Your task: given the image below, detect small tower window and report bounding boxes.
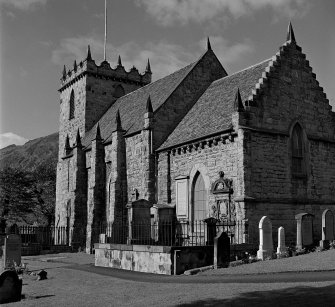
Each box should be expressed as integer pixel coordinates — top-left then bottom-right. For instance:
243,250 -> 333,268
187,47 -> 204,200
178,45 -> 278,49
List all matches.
69,89 -> 75,120
291,123 -> 304,175
114,84 -> 125,98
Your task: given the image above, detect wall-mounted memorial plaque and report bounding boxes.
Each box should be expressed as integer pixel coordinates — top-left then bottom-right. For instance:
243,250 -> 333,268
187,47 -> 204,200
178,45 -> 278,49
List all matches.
175,176 -> 189,219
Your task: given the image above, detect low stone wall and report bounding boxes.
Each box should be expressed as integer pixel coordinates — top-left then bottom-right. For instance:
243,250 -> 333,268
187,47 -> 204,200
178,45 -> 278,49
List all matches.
94,243 -> 215,275
95,244 -> 173,274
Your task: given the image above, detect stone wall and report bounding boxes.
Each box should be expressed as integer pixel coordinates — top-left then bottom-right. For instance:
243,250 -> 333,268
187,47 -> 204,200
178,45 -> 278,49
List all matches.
157,133 -> 244,220
241,41 -> 335,245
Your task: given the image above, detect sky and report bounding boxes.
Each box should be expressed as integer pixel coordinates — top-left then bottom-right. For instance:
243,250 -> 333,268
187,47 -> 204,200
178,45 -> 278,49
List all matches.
0,0 -> 334,148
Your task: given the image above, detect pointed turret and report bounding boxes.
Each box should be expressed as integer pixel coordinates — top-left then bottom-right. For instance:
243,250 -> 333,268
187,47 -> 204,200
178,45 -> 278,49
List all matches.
62,65 -> 67,79
234,88 -> 244,112
73,60 -> 77,72
117,55 -> 122,67
74,129 -> 82,148
145,59 -> 152,74
94,123 -> 102,141
286,22 -> 296,43
146,95 -> 153,113
207,37 -> 212,51
144,95 -> 154,129
115,109 -> 122,131
87,45 -> 92,61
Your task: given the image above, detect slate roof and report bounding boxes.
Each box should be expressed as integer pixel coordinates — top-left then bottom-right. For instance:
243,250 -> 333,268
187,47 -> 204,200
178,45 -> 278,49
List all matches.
82,60 -> 199,148
158,58 -> 271,150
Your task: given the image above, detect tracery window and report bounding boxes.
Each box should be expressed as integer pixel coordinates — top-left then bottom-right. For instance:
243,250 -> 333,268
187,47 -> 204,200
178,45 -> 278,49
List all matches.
192,172 -> 207,222
292,123 -> 304,175
69,89 -> 75,120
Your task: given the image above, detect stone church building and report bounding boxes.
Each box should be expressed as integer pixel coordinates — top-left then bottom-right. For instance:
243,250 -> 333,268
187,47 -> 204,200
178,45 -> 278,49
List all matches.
55,24 -> 335,252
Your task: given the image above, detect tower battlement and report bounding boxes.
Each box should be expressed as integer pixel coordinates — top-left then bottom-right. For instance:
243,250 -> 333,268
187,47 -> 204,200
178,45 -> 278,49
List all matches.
59,47 -> 152,93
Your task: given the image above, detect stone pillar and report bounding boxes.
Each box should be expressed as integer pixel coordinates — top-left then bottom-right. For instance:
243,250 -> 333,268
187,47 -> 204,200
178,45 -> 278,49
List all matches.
142,96 -> 156,204
276,226 -> 286,257
86,126 -> 106,253
257,216 -> 273,260
320,209 -> 334,249
295,213 -> 314,251
71,132 -> 87,248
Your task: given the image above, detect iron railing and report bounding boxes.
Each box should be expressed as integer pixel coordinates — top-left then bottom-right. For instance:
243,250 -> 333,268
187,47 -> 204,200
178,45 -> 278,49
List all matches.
7,219 -> 249,248
98,220 -> 247,247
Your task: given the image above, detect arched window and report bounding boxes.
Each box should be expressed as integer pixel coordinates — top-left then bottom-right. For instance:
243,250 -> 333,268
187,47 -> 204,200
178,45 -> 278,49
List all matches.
69,89 -> 75,120
114,84 -> 125,98
292,123 -> 304,175
192,172 -> 207,221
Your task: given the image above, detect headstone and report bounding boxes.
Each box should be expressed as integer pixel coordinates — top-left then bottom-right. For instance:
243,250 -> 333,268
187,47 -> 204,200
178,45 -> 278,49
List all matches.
99,234 -> 107,244
213,231 -> 230,269
257,216 -> 273,260
276,226 -> 286,257
320,209 -> 334,249
295,213 -> 314,250
3,234 -> 21,269
126,199 -> 152,244
204,217 -> 218,245
0,270 -> 22,303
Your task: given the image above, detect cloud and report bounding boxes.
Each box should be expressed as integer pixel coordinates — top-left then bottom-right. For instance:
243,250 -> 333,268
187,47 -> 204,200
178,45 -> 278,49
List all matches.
0,132 -> 28,149
0,0 -> 47,10
136,0 -> 309,26
52,36 -> 253,80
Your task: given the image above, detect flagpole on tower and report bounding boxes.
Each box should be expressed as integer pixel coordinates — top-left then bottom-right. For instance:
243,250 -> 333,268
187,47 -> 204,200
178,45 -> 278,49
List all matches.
104,0 -> 107,61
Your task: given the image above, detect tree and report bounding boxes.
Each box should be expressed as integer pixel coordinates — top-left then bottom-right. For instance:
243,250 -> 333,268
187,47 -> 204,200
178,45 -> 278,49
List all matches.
0,167 -> 38,224
0,164 -> 56,226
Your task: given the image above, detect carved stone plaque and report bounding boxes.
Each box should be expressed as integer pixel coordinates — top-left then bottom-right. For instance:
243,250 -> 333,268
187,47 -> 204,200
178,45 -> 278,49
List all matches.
175,177 -> 189,218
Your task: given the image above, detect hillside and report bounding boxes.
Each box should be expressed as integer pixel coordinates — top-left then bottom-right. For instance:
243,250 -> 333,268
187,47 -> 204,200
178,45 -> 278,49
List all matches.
0,132 -> 59,171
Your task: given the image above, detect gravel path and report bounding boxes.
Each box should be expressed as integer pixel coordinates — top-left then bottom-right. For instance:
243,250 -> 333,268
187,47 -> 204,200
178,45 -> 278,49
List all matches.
6,250 -> 334,306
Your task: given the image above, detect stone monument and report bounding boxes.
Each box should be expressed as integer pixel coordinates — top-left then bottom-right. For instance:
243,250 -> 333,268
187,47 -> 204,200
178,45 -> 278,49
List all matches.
295,213 -> 314,250
257,216 -> 273,260
276,226 -> 287,257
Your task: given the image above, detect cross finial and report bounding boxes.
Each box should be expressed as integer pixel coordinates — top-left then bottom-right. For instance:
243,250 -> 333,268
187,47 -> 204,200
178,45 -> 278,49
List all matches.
87,45 -> 92,61
207,37 -> 212,51
145,59 -> 152,74
286,22 -> 296,43
117,55 -> 122,66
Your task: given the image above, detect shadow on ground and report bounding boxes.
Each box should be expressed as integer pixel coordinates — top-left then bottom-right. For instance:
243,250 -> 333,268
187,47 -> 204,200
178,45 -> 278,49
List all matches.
177,284 -> 335,307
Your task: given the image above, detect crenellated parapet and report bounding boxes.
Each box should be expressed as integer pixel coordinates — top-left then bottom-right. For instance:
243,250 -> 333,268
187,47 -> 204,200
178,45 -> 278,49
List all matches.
59,46 -> 152,92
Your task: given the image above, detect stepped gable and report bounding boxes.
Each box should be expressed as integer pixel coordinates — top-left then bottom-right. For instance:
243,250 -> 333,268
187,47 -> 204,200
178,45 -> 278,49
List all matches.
159,58 -> 271,150
82,60 -> 198,147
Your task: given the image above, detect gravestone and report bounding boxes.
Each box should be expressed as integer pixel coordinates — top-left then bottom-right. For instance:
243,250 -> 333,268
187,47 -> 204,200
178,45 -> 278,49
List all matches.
320,209 -> 334,249
0,270 -> 22,303
276,226 -> 286,257
3,235 -> 21,269
295,213 -> 314,250
126,199 -> 152,244
99,234 -> 107,244
213,231 -> 230,269
257,216 -> 273,260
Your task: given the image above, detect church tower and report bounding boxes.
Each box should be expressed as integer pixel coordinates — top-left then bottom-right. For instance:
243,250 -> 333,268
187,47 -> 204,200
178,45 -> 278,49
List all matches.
55,45 -> 152,246
58,46 -> 152,157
